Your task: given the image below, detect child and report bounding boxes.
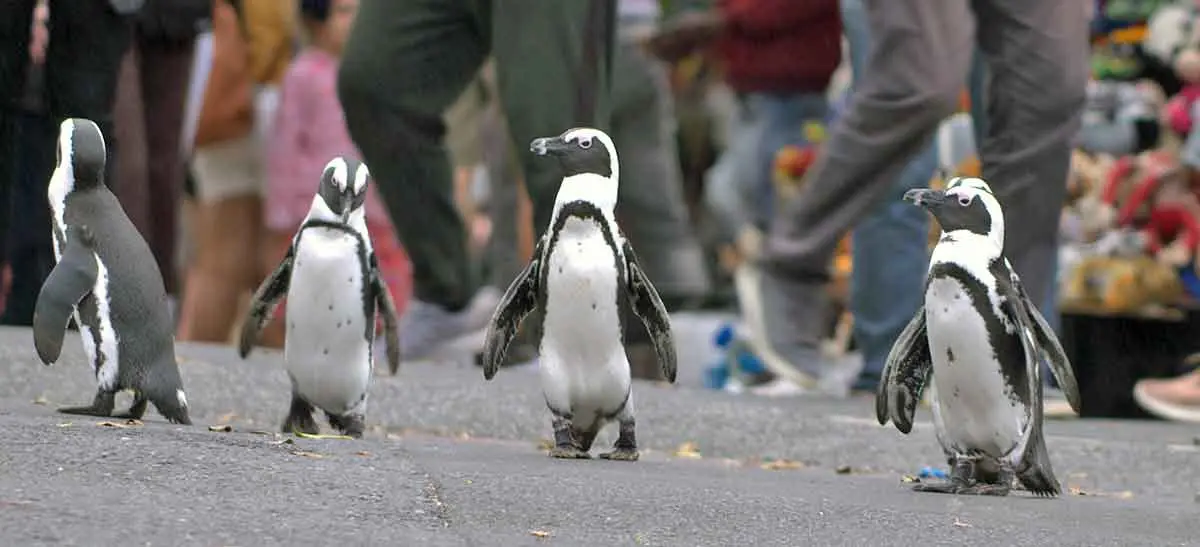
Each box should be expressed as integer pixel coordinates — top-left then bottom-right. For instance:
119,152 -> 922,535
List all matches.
260,0 -> 412,348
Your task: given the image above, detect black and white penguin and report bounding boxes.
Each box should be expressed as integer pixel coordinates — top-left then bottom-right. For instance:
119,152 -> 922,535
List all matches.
33,118 -> 191,424
877,177 -> 1082,497
237,156 -> 401,438
482,127 -> 676,461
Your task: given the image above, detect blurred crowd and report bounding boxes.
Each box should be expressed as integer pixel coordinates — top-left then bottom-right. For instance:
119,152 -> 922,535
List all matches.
4,0 -> 1200,423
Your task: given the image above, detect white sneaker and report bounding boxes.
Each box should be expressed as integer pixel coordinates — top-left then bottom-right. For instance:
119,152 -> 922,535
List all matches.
397,286 -> 501,362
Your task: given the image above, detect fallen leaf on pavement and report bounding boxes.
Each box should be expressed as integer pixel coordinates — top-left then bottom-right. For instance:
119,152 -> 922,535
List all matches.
356,451 -> 371,457
953,518 -> 971,528
530,530 -> 551,539
537,439 -> 554,451
208,425 -> 233,432
760,459 -> 804,471
56,422 -> 72,428
901,475 -> 920,483
294,451 -> 324,459
268,438 -> 295,446
32,396 -> 49,406
295,432 -> 353,440
835,465 -> 853,474
673,442 -> 701,459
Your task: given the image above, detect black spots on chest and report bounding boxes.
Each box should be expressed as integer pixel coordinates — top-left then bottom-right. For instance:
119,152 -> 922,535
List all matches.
946,347 -> 955,364
543,200 -> 623,287
295,220 -> 375,343
928,262 -> 1030,407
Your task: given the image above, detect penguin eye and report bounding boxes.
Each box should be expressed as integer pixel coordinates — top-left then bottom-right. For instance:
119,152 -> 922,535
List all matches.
958,195 -> 972,207
578,137 -> 593,149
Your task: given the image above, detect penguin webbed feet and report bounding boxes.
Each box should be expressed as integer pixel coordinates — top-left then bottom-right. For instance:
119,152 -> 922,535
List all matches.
598,418 -> 639,462
281,396 -> 320,436
912,457 -> 1013,496
57,391 -> 116,418
326,411 -> 365,439
548,415 -> 592,459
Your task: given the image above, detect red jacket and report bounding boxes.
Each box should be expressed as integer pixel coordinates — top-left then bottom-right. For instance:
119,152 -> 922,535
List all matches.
715,0 -> 842,94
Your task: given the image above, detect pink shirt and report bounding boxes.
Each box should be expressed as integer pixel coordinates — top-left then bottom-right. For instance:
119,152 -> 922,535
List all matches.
266,48 -> 391,232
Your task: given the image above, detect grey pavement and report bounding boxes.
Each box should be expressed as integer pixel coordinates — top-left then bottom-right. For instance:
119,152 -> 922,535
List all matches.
0,325 -> 1198,546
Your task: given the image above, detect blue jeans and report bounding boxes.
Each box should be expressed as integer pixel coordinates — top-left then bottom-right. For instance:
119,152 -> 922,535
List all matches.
704,92 -> 828,242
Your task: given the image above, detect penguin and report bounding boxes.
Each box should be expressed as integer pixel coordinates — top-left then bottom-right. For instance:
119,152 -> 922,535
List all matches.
481,127 -> 677,461
876,176 -> 1082,497
33,118 -> 191,424
237,156 -> 401,439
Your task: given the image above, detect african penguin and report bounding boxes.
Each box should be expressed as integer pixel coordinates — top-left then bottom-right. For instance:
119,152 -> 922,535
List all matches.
237,156 -> 401,438
33,118 -> 191,424
481,127 -> 677,461
876,177 -> 1082,497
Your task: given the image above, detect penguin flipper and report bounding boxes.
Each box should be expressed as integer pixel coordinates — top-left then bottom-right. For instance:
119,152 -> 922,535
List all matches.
369,254 -> 402,375
877,306 -> 932,434
622,241 -> 677,383
32,225 -> 99,366
483,238 -> 545,380
238,248 -> 294,359
1001,260 -> 1081,413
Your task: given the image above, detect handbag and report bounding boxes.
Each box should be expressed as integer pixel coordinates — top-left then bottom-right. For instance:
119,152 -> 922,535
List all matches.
193,0 -> 254,148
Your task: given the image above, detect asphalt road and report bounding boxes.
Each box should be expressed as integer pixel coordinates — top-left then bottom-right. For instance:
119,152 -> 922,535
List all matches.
0,326 -> 1198,546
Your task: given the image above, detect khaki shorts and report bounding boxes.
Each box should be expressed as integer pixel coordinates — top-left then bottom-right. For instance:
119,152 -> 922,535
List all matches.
191,133 -> 265,203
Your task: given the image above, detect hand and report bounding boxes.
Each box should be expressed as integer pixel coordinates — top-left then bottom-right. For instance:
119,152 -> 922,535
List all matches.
28,3 -> 48,64
642,10 -> 724,63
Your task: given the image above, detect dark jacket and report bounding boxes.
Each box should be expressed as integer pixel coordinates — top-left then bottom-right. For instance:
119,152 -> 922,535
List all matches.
716,0 -> 842,94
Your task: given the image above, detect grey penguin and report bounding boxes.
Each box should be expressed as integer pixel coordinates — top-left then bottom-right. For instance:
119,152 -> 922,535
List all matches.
237,156 -> 401,438
876,176 -> 1082,497
33,118 -> 192,424
481,127 -> 677,461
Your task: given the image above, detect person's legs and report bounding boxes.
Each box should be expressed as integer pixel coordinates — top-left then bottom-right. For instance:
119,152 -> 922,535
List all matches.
138,37 -> 194,296
490,0 -> 617,234
0,0 -> 36,270
973,0 -> 1088,322
750,0 -> 975,383
609,34 -> 710,306
841,0 -> 935,392
176,135 -> 264,343
45,0 -> 133,190
337,0 -> 495,360
0,110 -> 56,326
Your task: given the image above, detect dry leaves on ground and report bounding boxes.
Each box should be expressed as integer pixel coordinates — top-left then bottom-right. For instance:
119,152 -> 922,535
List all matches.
953,518 -> 972,528
32,395 -> 49,406
530,530 -> 551,539
208,425 -> 233,432
1068,486 -> 1133,499
673,442 -> 701,459
760,459 -> 804,471
295,432 -> 354,440
293,450 -> 324,459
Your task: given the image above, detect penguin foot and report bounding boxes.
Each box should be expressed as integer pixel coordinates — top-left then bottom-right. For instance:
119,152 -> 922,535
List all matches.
548,446 -> 592,459
112,398 -> 148,420
58,391 -> 116,417
911,481 -> 968,494
326,412 -> 365,439
955,483 -> 1011,497
598,448 -> 639,462
282,396 -> 320,435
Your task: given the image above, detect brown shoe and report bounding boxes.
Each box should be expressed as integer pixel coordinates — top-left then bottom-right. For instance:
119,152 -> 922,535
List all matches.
1133,368 -> 1200,422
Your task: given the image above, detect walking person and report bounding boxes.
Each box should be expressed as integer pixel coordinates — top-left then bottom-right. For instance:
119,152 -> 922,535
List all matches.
337,0 -> 617,361
744,0 -> 1089,380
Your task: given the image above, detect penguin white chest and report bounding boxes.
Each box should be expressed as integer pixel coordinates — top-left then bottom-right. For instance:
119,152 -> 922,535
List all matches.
284,230 -> 371,414
924,275 -> 1024,457
540,223 -> 629,427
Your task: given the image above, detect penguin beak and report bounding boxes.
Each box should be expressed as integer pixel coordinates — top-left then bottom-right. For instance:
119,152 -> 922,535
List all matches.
903,189 -> 946,210
530,136 -> 567,156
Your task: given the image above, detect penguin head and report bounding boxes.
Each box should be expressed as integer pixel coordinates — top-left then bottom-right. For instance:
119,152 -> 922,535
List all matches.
530,127 -> 618,181
53,118 -> 107,193
903,177 -> 1005,248
315,156 -> 370,224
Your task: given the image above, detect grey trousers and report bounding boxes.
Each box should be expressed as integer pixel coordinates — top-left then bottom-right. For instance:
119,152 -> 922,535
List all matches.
762,0 -> 1088,331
